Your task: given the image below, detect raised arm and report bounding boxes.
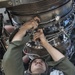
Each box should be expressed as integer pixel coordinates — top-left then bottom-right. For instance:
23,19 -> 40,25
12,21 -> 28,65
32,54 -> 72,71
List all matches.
33,29 -> 64,61
12,17 -> 40,42
2,17 -> 40,75
33,29 -> 75,75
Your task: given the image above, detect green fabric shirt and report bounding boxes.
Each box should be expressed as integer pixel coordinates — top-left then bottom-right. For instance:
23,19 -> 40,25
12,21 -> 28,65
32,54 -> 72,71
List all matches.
2,34 -> 75,75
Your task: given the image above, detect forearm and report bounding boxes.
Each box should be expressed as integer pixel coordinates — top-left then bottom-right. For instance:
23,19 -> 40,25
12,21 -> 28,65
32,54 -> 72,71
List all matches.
12,27 -> 27,42
42,40 -> 65,61
12,17 -> 39,42
33,29 -> 65,61
3,17 -> 40,75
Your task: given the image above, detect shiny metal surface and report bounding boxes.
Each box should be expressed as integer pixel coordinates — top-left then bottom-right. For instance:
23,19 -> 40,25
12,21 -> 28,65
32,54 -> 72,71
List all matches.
10,0 -> 72,25
7,0 -> 71,15
7,0 -> 72,28
7,0 -> 74,53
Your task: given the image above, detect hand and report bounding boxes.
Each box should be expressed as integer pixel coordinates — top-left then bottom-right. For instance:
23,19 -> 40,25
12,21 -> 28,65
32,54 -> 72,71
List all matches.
33,29 -> 47,45
12,17 -> 40,42
20,17 -> 40,31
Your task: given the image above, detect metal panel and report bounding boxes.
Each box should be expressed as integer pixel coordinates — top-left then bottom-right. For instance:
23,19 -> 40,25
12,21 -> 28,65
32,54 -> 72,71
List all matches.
0,0 -> 13,8
7,0 -> 71,14
7,0 -> 72,25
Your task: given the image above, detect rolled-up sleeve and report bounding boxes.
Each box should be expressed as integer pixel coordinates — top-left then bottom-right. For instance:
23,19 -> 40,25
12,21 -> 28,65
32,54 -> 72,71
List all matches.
48,57 -> 75,75
2,35 -> 30,75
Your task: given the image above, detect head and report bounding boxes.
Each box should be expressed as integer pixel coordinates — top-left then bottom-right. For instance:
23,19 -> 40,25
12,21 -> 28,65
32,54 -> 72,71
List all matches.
29,58 -> 47,75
